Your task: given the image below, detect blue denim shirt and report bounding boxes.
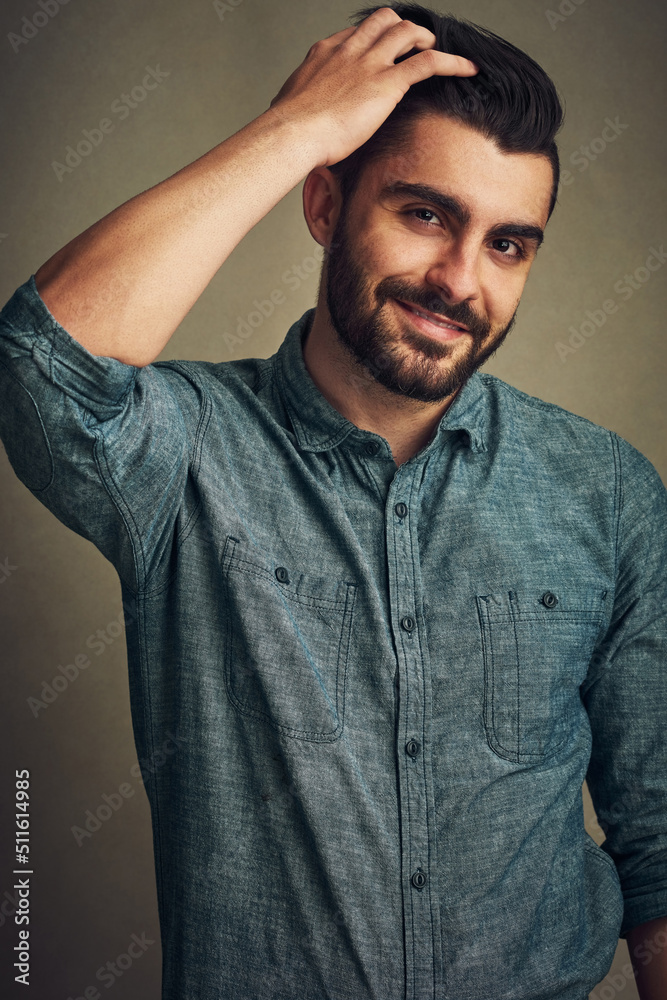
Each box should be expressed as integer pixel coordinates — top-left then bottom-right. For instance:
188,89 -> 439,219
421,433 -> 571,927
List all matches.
1,276 -> 666,1000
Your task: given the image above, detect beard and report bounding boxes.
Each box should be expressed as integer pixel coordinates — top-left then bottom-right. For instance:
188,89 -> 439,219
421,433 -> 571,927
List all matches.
325,207 -> 517,404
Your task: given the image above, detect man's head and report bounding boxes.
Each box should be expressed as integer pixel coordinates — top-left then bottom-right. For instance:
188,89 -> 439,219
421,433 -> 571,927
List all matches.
303,4 -> 563,407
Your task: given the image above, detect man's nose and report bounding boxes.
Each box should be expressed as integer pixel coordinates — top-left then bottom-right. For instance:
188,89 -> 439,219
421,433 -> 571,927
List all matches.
424,242 -> 481,305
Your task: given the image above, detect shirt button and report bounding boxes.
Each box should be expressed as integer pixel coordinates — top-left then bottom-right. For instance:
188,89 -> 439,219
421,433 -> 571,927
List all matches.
411,869 -> 427,890
401,616 -> 416,633
541,591 -> 559,608
394,502 -> 408,518
364,441 -> 380,456
405,739 -> 421,758
275,566 -> 290,584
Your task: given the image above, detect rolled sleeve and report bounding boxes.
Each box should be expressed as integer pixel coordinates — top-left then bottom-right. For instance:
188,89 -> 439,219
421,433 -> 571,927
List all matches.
583,433 -> 667,937
0,276 -> 208,591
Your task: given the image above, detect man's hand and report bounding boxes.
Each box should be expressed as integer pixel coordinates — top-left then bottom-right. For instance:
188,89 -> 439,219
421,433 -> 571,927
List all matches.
270,7 -> 478,167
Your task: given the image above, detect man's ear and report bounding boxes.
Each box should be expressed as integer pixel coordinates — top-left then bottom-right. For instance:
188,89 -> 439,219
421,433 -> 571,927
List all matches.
302,168 -> 343,249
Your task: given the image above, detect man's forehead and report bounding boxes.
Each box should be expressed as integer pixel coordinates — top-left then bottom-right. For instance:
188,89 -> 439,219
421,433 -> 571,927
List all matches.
363,114 -> 553,228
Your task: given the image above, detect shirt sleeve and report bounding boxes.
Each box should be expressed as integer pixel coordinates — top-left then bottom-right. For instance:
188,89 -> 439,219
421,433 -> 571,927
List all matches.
0,276 -> 209,592
582,432 -> 667,937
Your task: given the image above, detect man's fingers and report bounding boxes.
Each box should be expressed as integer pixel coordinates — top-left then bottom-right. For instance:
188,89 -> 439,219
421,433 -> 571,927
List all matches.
371,19 -> 441,61
348,15 -> 479,77
396,47 -> 479,85
346,6 -> 403,50
318,25 -> 357,48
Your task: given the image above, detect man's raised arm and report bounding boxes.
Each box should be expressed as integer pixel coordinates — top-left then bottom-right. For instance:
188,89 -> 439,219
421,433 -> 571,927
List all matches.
33,7 -> 476,367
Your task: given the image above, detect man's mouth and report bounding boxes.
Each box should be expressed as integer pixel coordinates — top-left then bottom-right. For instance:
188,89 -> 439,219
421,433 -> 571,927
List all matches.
394,299 -> 470,339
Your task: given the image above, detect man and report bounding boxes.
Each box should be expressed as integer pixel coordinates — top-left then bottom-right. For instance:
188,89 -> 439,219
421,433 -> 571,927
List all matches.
0,3 -> 665,998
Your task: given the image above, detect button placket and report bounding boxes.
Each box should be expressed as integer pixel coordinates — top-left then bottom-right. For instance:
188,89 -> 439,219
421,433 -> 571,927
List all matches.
385,468 -> 439,998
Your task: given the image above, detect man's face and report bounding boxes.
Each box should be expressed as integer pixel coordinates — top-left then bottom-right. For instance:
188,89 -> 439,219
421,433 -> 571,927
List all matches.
325,114 -> 553,403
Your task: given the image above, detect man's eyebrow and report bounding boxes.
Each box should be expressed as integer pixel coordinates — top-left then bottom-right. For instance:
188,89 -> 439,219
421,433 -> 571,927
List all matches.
382,181 -> 545,249
382,182 -> 471,226
487,222 -> 544,249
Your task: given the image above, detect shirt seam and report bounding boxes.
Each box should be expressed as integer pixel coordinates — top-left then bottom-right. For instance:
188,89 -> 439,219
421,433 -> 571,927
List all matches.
611,432 -> 623,588
0,359 -> 55,492
576,431 -> 622,698
89,417 -> 145,593
147,361 -> 213,568
135,590 -> 167,936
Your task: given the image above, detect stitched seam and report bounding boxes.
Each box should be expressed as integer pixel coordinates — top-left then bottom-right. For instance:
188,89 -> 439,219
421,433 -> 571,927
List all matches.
583,840 -> 618,873
0,359 -> 55,492
363,457 -> 389,504
510,591 -> 520,760
486,613 -> 603,623
138,361 -> 212,595
611,433 -> 623,595
91,427 -> 143,592
135,591 -> 167,936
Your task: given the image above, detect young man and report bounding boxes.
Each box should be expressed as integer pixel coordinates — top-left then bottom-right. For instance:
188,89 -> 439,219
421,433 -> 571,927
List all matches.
1,4 -> 665,998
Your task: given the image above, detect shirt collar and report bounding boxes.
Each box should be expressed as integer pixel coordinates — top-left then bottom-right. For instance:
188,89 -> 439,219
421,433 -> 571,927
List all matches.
273,308 -> 488,456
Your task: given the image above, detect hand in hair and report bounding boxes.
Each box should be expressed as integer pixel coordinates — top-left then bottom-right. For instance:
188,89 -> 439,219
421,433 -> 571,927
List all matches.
269,6 -> 478,168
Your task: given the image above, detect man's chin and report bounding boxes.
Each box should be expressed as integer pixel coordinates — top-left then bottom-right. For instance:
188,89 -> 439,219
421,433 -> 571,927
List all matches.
365,349 -> 476,404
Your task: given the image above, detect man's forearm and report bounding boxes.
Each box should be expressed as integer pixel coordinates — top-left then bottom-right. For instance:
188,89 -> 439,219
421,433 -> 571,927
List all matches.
34,108 -> 322,368
627,916 -> 667,1000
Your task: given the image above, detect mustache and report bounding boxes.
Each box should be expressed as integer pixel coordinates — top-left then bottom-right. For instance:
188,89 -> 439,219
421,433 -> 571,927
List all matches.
375,278 -> 491,342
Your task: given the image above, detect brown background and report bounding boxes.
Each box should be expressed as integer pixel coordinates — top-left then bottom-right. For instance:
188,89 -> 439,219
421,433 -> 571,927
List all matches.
0,0 -> 665,997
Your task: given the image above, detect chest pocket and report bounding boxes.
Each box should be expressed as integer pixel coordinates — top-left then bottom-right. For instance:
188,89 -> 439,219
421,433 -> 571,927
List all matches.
221,536 -> 357,741
476,587 -> 607,763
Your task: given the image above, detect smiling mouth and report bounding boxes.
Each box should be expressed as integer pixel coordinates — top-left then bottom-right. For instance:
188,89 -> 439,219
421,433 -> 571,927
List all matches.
394,299 -> 470,335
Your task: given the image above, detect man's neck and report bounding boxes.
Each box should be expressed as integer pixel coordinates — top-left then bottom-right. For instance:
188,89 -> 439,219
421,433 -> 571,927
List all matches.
302,303 -> 459,467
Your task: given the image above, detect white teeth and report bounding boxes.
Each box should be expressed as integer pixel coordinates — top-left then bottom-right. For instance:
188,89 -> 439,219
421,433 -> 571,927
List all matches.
407,304 -> 464,331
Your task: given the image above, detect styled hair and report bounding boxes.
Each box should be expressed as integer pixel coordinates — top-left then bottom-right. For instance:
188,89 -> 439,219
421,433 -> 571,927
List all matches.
330,3 -> 564,218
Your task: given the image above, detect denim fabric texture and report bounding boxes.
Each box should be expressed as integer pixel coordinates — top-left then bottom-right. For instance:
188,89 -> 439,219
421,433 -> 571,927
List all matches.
1,275 -> 666,1000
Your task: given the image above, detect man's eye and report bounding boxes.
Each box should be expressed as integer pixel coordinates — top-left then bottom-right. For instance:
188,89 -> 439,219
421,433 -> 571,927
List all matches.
410,209 -> 440,225
492,238 -> 525,259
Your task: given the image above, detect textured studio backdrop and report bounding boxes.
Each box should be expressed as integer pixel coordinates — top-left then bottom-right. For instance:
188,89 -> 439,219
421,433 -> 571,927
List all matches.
0,1 -> 665,997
